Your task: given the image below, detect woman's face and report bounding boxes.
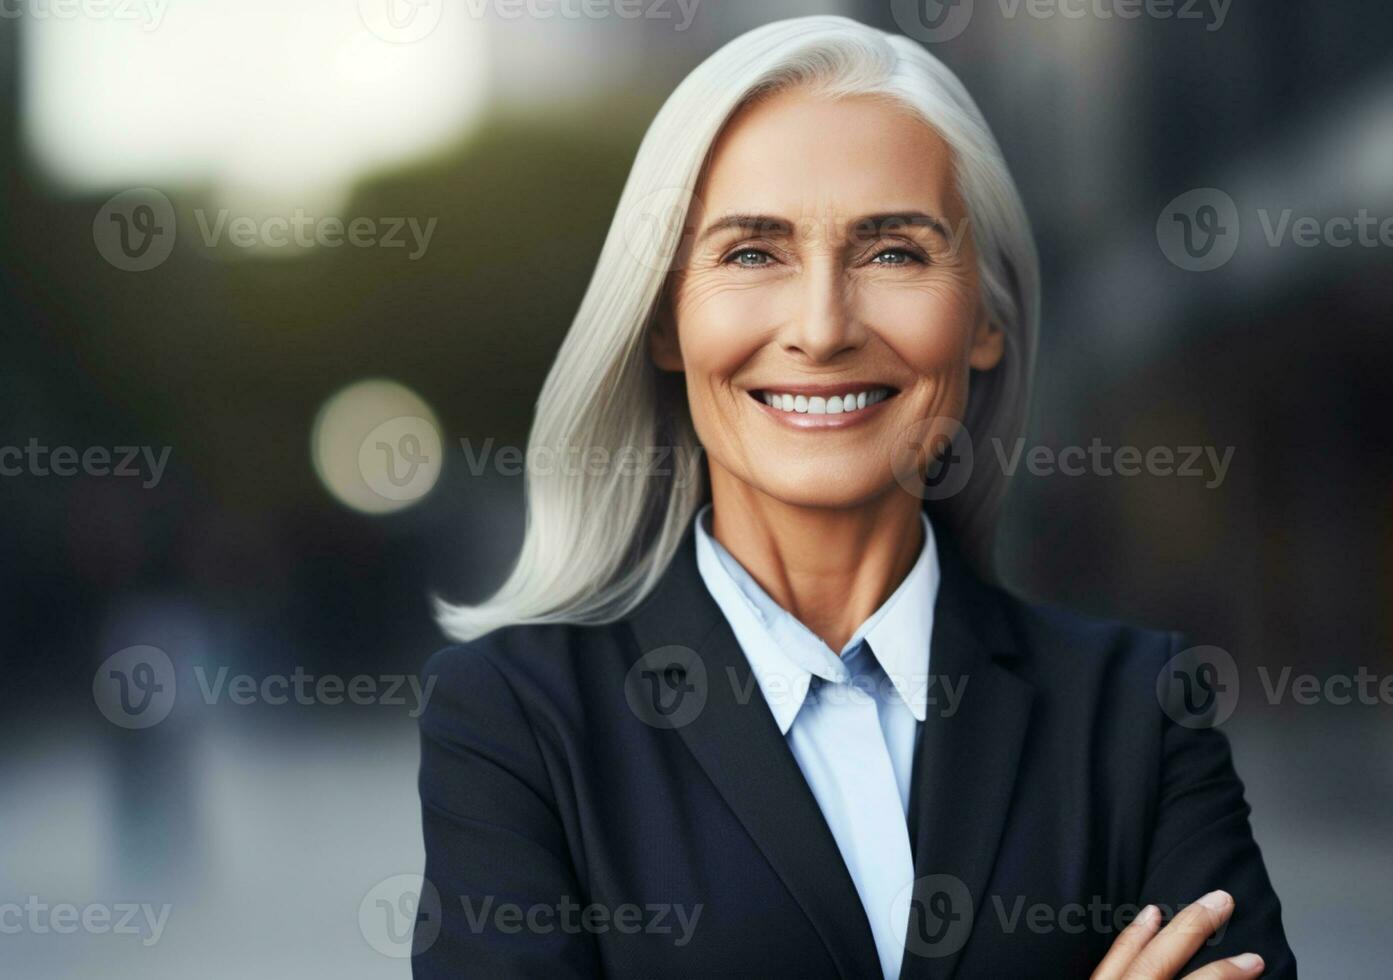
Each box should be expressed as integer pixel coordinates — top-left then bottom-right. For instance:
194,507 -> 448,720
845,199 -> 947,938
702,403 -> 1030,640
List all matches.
651,88 -> 1004,510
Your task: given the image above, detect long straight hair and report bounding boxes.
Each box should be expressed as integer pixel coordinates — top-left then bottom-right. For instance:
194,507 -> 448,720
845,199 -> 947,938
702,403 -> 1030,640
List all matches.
436,15 -> 1039,642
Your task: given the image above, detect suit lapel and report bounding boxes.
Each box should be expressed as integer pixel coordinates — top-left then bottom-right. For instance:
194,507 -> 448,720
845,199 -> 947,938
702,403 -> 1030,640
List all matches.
898,533 -> 1034,980
626,526 -> 884,980
624,518 -> 1035,980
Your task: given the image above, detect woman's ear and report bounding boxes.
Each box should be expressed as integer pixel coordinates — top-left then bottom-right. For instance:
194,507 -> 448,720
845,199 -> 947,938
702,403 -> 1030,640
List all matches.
648,288 -> 685,372
968,309 -> 1005,372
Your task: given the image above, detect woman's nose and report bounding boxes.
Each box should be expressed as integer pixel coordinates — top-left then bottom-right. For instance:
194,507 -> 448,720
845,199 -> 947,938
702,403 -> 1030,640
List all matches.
778,258 -> 866,362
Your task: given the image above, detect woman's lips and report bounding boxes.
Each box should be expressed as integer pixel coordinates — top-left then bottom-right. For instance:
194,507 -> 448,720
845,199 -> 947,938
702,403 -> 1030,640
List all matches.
747,385 -> 898,429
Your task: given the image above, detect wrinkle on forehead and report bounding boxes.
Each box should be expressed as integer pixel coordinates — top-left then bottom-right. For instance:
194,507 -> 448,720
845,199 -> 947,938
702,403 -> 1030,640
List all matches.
694,88 -> 968,237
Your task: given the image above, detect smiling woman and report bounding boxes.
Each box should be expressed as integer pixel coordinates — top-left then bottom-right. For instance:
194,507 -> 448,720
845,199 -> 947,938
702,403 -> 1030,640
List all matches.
419,14 -> 1295,980
434,16 -> 1038,642
646,90 -> 1010,652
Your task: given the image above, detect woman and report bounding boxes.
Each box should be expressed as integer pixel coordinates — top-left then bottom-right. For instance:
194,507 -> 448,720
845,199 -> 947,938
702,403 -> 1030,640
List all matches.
417,15 -> 1294,979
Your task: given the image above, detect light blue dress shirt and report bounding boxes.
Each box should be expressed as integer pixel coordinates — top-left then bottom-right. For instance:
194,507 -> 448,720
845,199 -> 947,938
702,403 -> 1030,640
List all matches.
692,503 -> 941,980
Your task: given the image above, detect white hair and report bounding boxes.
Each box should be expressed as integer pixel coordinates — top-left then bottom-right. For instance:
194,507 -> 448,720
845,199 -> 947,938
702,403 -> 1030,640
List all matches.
436,14 -> 1039,641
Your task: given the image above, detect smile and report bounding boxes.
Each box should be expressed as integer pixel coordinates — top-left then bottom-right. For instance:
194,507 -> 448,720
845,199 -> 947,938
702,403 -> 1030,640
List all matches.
755,387 -> 893,415
747,385 -> 899,429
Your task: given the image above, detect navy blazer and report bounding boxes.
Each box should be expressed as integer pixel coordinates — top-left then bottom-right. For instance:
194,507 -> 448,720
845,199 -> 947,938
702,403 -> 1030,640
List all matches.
414,521 -> 1296,979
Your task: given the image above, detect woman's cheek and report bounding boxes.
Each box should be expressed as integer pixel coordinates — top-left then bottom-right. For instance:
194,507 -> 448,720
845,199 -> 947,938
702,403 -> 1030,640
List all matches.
680,280 -> 782,372
864,283 -> 977,374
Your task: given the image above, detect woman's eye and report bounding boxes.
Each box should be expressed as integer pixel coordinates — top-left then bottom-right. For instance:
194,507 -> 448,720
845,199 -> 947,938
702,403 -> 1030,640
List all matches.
871,247 -> 923,266
726,248 -> 773,267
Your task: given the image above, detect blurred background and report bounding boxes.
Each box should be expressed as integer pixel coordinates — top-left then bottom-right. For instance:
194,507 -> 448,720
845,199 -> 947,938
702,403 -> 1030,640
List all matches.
1,0 -> 1389,976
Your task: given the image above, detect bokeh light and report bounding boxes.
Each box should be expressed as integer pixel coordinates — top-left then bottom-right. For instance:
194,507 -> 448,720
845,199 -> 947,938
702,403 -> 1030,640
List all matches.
311,378 -> 443,514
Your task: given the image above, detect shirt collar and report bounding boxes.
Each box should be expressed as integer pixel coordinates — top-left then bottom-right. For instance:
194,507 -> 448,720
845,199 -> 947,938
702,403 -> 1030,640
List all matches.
692,503 -> 940,732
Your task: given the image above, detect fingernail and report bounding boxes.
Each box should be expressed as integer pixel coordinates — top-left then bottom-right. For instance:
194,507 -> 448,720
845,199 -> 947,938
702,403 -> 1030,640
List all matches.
1138,904 -> 1160,926
1197,890 -> 1231,911
1230,952 -> 1264,972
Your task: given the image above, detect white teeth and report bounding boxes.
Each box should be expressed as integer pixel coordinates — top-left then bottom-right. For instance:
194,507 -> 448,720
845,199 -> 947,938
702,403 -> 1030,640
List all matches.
756,388 -> 891,416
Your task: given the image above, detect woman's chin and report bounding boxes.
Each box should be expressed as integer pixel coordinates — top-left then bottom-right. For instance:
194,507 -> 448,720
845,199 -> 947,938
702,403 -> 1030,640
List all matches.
740,469 -> 900,512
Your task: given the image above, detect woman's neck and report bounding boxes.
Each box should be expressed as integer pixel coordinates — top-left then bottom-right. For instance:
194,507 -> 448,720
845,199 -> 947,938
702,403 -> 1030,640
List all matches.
707,466 -> 926,653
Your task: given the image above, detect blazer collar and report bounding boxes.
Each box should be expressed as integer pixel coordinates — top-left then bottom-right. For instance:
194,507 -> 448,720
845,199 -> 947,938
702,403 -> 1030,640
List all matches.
899,521 -> 1034,980
624,511 -> 1032,980
691,503 -> 942,732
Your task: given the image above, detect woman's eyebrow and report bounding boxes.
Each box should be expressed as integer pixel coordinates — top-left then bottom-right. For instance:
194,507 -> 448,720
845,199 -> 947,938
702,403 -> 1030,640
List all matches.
850,211 -> 951,242
695,213 -> 794,245
695,210 -> 950,245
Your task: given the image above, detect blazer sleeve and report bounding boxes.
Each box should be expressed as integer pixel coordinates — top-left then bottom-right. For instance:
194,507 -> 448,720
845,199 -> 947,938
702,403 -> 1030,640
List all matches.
413,642 -> 602,979
1140,631 -> 1298,978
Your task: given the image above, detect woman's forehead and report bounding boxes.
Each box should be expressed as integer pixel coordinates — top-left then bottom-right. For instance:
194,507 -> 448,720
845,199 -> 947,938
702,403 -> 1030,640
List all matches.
696,89 -> 962,227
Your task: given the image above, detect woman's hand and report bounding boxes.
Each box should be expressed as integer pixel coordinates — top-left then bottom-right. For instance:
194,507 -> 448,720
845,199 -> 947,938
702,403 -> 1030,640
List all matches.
1089,891 -> 1265,979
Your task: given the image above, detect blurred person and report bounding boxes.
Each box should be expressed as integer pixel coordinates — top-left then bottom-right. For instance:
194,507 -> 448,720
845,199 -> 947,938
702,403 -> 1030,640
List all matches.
418,16 -> 1294,979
